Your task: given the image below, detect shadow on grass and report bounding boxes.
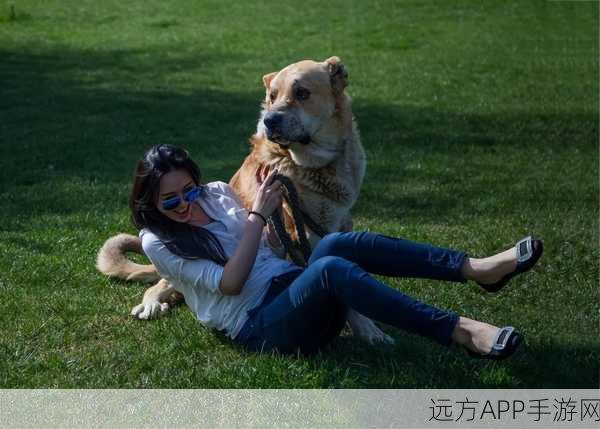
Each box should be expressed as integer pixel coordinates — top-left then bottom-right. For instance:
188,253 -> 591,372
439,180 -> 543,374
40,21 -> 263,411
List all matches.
2,46 -> 597,387
2,46 -> 597,222
3,46 -> 597,228
1,46 -> 262,232
214,328 -> 599,388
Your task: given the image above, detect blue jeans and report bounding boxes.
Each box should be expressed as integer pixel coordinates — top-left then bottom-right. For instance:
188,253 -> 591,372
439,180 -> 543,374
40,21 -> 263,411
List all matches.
234,231 -> 467,354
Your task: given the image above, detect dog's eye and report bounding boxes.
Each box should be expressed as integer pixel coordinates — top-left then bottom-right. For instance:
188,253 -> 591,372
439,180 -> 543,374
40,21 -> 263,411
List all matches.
269,90 -> 277,103
295,87 -> 310,101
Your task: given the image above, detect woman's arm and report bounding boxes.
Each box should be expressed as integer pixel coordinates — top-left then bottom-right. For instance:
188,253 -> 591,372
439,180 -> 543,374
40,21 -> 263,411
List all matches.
218,168 -> 282,295
218,215 -> 266,295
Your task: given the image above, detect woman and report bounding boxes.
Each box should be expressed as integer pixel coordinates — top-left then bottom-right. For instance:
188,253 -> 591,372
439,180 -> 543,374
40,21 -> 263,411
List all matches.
130,144 -> 543,358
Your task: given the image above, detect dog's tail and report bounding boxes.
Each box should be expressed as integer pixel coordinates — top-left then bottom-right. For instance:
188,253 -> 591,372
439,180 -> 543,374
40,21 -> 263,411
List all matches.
96,233 -> 160,283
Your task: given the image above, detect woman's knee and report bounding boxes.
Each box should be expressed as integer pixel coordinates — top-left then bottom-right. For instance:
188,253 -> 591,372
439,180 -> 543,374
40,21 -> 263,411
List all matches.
309,232 -> 352,263
310,254 -> 347,271
309,255 -> 355,289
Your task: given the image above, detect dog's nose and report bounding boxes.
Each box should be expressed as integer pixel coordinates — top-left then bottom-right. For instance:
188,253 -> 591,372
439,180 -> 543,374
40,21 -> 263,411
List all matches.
263,112 -> 284,131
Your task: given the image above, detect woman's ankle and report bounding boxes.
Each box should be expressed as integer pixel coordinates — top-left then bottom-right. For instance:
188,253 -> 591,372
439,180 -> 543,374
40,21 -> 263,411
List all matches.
460,250 -> 517,285
452,317 -> 499,354
460,258 -> 484,282
451,316 -> 473,346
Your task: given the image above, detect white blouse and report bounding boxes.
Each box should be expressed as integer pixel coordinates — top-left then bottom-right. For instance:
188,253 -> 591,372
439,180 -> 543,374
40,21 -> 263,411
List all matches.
140,181 -> 300,339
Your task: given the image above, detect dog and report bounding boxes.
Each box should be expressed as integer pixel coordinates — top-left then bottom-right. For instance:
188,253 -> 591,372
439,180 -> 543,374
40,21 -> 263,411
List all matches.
97,57 -> 393,345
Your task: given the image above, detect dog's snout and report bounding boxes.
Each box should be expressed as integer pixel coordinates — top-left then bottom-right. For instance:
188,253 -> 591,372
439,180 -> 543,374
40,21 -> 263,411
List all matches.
262,110 -> 309,146
263,112 -> 284,131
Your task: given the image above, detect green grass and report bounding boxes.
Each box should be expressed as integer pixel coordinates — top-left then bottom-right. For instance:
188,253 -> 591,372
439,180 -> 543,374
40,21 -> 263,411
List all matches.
0,0 -> 598,388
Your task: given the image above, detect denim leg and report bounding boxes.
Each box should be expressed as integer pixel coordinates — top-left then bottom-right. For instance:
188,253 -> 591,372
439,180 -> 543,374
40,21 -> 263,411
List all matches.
239,276 -> 347,355
240,256 -> 458,354
309,231 -> 468,282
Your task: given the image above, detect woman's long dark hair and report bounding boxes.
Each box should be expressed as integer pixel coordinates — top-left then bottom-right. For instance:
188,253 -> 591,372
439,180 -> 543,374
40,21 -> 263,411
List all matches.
130,144 -> 228,265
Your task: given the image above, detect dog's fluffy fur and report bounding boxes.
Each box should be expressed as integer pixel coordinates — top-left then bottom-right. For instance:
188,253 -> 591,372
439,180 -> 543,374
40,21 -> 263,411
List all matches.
230,57 -> 365,247
97,57 -> 393,344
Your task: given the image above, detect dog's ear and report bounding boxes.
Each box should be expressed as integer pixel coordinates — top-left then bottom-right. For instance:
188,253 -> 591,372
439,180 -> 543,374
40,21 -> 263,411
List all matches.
262,72 -> 277,89
325,56 -> 348,94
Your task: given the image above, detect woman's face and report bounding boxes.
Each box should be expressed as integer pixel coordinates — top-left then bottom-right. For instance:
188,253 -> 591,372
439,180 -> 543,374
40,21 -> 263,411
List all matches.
156,169 -> 198,224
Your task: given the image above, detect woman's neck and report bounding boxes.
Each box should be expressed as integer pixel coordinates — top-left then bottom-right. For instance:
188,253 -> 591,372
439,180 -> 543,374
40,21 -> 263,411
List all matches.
188,202 -> 214,227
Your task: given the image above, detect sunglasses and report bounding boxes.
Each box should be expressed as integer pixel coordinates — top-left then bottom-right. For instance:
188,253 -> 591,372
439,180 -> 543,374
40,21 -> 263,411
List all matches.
161,186 -> 202,211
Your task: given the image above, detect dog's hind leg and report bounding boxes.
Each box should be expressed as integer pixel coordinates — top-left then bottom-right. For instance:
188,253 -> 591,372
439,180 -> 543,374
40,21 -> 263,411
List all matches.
347,309 -> 395,345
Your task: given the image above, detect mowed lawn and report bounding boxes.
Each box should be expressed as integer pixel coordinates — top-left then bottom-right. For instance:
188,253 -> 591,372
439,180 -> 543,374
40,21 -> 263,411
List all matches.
0,0 -> 597,388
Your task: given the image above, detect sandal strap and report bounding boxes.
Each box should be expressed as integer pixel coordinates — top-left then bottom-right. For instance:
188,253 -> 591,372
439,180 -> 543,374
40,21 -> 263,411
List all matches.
516,236 -> 534,263
492,326 -> 515,352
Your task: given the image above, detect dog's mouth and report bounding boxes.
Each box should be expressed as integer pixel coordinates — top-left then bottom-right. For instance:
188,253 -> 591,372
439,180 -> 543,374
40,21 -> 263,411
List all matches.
267,130 -> 311,147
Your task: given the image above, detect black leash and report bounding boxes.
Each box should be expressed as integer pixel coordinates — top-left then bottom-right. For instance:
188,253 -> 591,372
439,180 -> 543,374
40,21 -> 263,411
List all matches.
267,174 -> 328,267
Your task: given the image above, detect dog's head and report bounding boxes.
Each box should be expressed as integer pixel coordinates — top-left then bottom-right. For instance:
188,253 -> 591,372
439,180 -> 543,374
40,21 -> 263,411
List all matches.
256,57 -> 352,168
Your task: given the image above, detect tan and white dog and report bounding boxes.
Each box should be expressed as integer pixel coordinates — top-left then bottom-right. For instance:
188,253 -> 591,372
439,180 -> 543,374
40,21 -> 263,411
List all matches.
97,57 -> 393,345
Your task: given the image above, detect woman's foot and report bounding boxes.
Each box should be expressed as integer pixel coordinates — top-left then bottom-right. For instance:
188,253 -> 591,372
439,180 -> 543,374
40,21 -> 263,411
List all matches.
461,247 -> 518,285
461,236 -> 543,292
451,317 -> 523,359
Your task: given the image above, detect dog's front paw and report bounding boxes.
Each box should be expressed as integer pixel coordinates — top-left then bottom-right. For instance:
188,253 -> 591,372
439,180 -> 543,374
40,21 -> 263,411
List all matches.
130,301 -> 170,320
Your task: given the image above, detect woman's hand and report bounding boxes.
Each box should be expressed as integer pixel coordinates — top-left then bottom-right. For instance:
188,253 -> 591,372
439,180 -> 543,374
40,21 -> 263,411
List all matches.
219,165 -> 283,296
251,165 -> 282,219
